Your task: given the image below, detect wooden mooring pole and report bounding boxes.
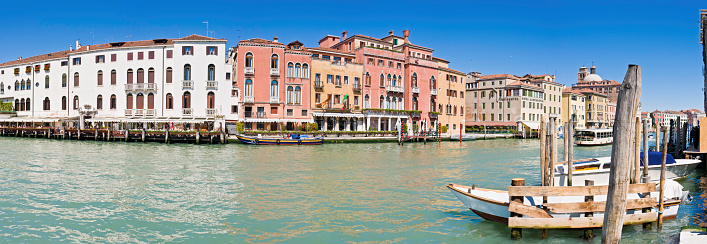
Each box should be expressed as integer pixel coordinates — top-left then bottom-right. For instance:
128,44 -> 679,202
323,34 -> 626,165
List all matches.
568,122 -> 574,186
510,178 -> 525,240
658,126 -> 669,228
601,64 -> 642,243
582,179 -> 595,240
633,117 -> 641,184
540,117 -> 547,187
654,119 -> 660,152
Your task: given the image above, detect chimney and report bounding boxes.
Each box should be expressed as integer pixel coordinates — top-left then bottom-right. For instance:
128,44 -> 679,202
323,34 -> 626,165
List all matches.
273,37 -> 279,42
70,45 -> 73,51
76,40 -> 81,50
342,31 -> 348,40
389,30 -> 394,36
403,30 -> 410,44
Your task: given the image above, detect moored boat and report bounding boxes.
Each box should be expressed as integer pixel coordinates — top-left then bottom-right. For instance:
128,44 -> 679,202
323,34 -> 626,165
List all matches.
553,152 -> 700,186
236,134 -> 323,145
450,134 -> 477,141
575,128 -> 613,146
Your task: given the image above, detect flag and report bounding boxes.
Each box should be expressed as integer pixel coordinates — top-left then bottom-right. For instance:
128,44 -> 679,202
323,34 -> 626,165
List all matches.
342,95 -> 348,110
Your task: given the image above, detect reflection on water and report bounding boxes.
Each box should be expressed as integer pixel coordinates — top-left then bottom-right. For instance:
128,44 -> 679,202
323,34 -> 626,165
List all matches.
0,137 -> 702,243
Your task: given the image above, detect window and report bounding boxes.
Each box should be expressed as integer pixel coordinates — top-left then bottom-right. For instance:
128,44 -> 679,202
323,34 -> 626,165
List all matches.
61,61 -> 68,66
412,73 -> 417,88
182,46 -> 193,55
166,67 -> 172,83
270,80 -> 278,97
271,54 -> 279,69
137,68 -> 144,83
148,68 -> 155,83
111,70 -> 117,85
295,87 -> 301,105
270,106 -> 278,115
327,74 -> 332,84
73,72 -> 80,87
73,96 -> 79,110
166,50 -> 173,59
245,79 -> 253,97
226,72 -> 231,80
302,109 -> 308,116
379,74 -> 384,87
287,63 -> 294,77
127,69 -> 133,84
207,92 -> 215,109
97,95 -> 103,110
44,75 -> 49,89
184,64 -> 191,80
110,95 -> 116,109
378,59 -> 383,66
368,58 -> 374,65
182,92 -> 191,108
62,96 -> 67,110
148,51 -> 155,59
97,71 -> 103,86
110,54 -> 116,62
365,73 -> 371,86
148,93 -> 155,110
335,75 -> 341,86
302,64 -> 308,78
207,64 -> 215,81
96,55 -> 105,63
315,93 -> 321,103
287,109 -> 293,116
231,105 -> 238,114
73,58 -> 81,65
344,76 -> 349,85
287,86 -> 294,104
62,74 -> 67,87
245,53 -> 253,67
43,97 -> 50,110
127,53 -> 133,61
295,63 -> 301,77
207,46 -> 217,55
166,93 -> 173,109
334,95 -> 340,104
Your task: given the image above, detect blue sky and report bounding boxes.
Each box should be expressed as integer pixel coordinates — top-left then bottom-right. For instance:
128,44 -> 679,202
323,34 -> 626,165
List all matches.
1,0 -> 704,111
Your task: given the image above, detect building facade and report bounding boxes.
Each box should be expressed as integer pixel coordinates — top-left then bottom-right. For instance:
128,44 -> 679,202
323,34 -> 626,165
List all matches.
581,89 -> 609,128
465,74 -> 545,131
562,88 -> 586,129
436,58 -> 466,134
572,65 -> 621,102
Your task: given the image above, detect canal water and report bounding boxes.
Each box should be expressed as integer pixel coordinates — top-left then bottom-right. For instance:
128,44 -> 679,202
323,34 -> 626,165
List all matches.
0,137 -> 703,243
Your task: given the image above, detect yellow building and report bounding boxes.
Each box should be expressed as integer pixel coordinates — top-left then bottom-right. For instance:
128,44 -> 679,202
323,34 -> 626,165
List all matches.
579,89 -> 608,128
308,47 -> 364,131
562,88 -> 586,129
435,57 -> 466,134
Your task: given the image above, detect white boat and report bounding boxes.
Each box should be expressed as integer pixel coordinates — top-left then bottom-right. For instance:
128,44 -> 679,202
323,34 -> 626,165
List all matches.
446,182 -> 682,225
554,152 -> 700,186
450,134 -> 477,141
575,128 -> 613,146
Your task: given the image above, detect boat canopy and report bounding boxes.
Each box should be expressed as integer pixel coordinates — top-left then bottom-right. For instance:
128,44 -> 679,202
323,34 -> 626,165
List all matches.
639,151 -> 677,166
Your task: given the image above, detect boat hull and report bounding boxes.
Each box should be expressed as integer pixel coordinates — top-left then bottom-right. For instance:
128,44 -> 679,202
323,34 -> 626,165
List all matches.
236,135 -> 323,145
554,159 -> 700,186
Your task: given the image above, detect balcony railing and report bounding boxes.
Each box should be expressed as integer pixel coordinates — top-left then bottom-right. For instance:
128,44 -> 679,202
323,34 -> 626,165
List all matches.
244,67 -> 254,75
270,68 -> 280,76
125,109 -> 133,116
206,81 -> 218,89
134,109 -> 144,116
270,96 -> 279,103
430,89 -> 437,96
182,108 -> 193,116
125,83 -> 157,91
244,111 -> 252,118
182,80 -> 193,89
412,87 -> 419,93
314,81 -> 323,89
386,86 -> 404,93
146,109 -> 155,116
206,108 -> 217,117
244,96 -> 254,103
353,83 -> 362,91
256,112 -> 265,118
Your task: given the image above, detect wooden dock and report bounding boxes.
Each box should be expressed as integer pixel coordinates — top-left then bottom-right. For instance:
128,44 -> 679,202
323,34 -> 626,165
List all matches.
0,126 -> 227,144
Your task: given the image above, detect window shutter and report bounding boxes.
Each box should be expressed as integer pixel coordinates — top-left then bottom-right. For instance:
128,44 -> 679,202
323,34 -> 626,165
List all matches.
111,54 -> 116,62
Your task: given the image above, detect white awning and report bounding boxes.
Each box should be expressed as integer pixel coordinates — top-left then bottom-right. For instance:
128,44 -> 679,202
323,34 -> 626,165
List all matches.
0,117 -> 61,123
85,117 -> 216,123
243,118 -> 279,123
311,112 -> 364,118
519,121 -> 540,130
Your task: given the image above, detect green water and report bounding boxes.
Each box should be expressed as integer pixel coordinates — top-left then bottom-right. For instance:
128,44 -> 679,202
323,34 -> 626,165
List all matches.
0,137 -> 703,243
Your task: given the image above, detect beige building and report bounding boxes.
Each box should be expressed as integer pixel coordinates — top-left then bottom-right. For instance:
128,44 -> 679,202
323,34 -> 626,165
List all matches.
435,57 -> 466,134
465,74 -> 545,131
523,74 -> 565,125
562,88 -> 586,129
308,47 -> 364,131
572,65 -> 621,102
579,89 -> 609,128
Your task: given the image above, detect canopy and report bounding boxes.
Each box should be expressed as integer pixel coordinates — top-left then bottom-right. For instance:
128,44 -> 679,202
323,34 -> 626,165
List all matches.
0,117 -> 61,123
519,121 -> 540,130
639,151 -> 677,166
311,112 -> 364,118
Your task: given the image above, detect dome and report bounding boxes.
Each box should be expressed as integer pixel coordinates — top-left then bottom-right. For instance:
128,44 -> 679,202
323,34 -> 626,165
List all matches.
583,74 -> 602,82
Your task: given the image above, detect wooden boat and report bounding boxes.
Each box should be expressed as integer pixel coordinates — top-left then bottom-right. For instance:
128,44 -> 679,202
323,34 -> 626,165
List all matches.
575,128 -> 613,146
446,183 -> 682,225
235,134 -> 323,145
553,152 -> 700,186
449,134 -> 477,141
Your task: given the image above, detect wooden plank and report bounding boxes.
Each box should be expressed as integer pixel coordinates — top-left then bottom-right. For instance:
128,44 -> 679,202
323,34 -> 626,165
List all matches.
508,183 -> 656,197
543,197 -> 657,213
508,201 -> 552,218
508,212 -> 658,229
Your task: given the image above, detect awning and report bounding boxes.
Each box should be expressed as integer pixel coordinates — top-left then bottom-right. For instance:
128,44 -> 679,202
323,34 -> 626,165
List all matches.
0,117 -> 61,123
312,112 -> 364,118
85,117 -> 216,123
243,118 -> 279,123
519,121 -> 540,130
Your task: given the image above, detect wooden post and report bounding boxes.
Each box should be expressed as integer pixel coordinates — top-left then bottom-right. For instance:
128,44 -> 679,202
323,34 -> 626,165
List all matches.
540,117 -> 547,186
510,178 -> 525,240
654,119 -> 660,152
141,128 -> 146,142
681,122 -> 688,157
459,123 -> 462,143
582,179 -> 595,240
640,119 -> 649,184
602,64 -> 642,243
196,130 -> 200,144
568,122 -> 574,186
633,117 -> 641,183
551,118 -> 557,187
564,122 -> 569,162
658,126 -> 669,228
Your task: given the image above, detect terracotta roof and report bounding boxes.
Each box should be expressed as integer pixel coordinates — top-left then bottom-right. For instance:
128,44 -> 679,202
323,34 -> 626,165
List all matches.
479,74 -> 519,80
438,66 -> 465,75
307,47 -> 354,55
574,88 -> 607,97
562,87 -> 585,96
239,38 -> 285,46
176,34 -> 222,41
0,50 -> 71,68
432,57 -> 449,63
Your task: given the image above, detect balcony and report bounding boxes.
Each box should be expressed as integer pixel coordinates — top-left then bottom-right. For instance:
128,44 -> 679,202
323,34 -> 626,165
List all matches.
134,109 -> 144,116
146,109 -> 155,116
353,84 -> 362,92
429,112 -> 438,118
206,81 -> 218,90
386,86 -> 404,93
270,96 -> 279,103
412,87 -> 419,93
244,111 -> 252,118
244,67 -> 254,75
182,108 -> 193,116
182,80 -> 193,89
270,68 -> 280,76
206,108 -> 217,117
125,83 -> 157,91
256,112 -> 265,118
244,96 -> 255,103
124,109 -> 133,116
430,89 -> 437,96
314,81 -> 323,89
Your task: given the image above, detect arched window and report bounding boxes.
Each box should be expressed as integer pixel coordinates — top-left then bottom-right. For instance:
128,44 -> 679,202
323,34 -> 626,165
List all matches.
137,68 -> 144,83
207,92 -> 215,109
430,99 -> 436,112
73,72 -> 79,87
14,81 -> 19,91
73,96 -> 79,110
379,74 -> 384,87
0,82 -> 4,94
148,68 -> 155,83
15,99 -> 20,111
147,93 -> 154,110
245,79 -> 253,97
245,52 -> 253,67
182,92 -> 191,108
165,93 -> 173,109
166,67 -> 173,83
97,70 -> 103,86
302,64 -> 309,78
20,80 -> 25,90
387,74 -> 392,86
110,94 -> 116,109
20,98 -> 25,111
365,72 -> 371,86
271,54 -> 279,69
412,97 -> 418,110
62,74 -> 67,87
287,62 -> 294,77
61,96 -> 67,110
294,86 -> 301,105
430,76 -> 436,90
45,75 -> 50,89
126,94 -> 133,110
184,64 -> 191,81
43,97 -> 50,110
270,80 -> 278,97
111,70 -> 117,85
27,79 -> 31,90
96,95 -> 103,110
295,63 -> 302,78
25,98 -> 30,111
398,75 -> 403,88
207,64 -> 215,81
379,95 -> 384,109
136,93 -> 144,109
412,73 -> 418,88
287,86 -> 294,104
392,75 -> 398,87
364,94 -> 370,108
127,69 -> 133,84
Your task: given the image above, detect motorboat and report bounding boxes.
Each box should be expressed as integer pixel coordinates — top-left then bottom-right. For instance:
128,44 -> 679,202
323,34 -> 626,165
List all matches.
236,134 -> 323,145
553,152 -> 700,186
575,128 -> 613,146
450,134 -> 477,141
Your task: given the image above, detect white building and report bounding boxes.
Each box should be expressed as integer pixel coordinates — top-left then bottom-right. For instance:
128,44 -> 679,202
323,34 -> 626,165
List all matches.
0,35 -> 234,128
